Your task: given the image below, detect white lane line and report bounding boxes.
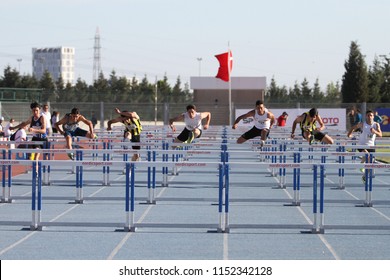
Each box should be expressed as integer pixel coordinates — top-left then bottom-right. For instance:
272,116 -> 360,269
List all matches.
326,176 -> 390,220
223,232 -> 229,260
107,172 -> 172,260
274,174 -> 341,260
0,176 -> 110,257
0,231 -> 39,257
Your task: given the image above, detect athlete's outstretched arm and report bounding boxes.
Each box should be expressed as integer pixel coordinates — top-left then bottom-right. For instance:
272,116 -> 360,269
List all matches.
107,117 -> 123,131
201,112 -> 211,129
232,110 -> 255,129
169,114 -> 184,132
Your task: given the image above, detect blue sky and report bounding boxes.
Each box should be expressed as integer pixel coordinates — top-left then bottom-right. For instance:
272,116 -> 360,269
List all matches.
1,0 -> 389,89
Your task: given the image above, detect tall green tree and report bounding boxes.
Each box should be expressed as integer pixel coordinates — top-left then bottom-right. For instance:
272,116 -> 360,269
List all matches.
138,75 -> 154,103
171,76 -> 183,103
266,77 -> 288,103
19,74 -> 39,88
56,76 -> 65,91
156,75 -> 171,103
128,76 -> 142,102
380,55 -> 390,102
367,56 -> 384,103
182,82 -> 192,102
1,65 -> 21,87
93,72 -> 110,101
108,70 -> 131,102
341,41 -> 369,103
288,82 -> 302,103
312,79 -> 323,102
323,82 -> 341,103
300,78 -> 312,101
39,70 -> 56,102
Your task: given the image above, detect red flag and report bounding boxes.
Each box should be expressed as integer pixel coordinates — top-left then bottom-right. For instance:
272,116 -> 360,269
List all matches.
215,51 -> 233,82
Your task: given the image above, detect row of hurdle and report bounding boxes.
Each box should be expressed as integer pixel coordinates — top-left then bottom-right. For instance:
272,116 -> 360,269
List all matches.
1,125 -> 389,233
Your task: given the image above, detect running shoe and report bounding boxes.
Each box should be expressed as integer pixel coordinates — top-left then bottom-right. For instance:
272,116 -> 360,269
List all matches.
359,168 -> 365,173
185,131 -> 195,143
260,140 -> 265,147
362,175 -> 366,183
67,153 -> 75,160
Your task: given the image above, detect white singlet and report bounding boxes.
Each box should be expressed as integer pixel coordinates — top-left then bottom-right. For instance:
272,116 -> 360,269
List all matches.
254,108 -> 270,130
184,112 -> 202,131
359,121 -> 378,146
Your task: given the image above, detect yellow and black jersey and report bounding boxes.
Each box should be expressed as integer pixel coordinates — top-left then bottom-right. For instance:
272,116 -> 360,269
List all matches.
300,112 -> 317,132
123,118 -> 142,136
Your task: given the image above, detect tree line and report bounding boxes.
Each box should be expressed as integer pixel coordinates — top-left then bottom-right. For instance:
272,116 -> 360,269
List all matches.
265,41 -> 390,104
0,41 -> 389,105
0,69 -> 193,104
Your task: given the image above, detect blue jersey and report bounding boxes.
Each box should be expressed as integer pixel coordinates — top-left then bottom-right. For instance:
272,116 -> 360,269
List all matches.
30,116 -> 47,138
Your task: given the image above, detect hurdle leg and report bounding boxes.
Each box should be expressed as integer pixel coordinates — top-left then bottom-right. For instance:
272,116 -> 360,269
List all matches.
30,161 -> 42,230
74,154 -> 84,204
6,155 -> 14,202
223,164 -> 230,233
1,166 -> 11,203
161,147 -> 169,187
171,154 -> 179,175
148,151 -> 157,204
337,153 -> 345,189
147,165 -> 156,204
43,156 -> 51,185
311,165 -> 320,233
78,164 -> 84,203
124,163 -> 136,232
294,156 -> 301,206
1,183 -> 5,203
162,168 -> 168,187
363,155 -> 374,207
1,153 -> 6,202
106,166 -> 111,186
341,158 -> 345,189
217,163 -> 224,233
30,161 -> 37,230
318,165 -> 325,234
288,153 -> 301,206
36,162 -> 43,230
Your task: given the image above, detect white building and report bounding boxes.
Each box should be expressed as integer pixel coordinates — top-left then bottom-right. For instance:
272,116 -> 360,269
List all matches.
32,47 -> 75,85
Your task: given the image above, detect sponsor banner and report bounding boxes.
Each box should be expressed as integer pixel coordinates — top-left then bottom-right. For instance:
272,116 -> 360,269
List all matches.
235,108 -> 346,131
376,108 -> 390,132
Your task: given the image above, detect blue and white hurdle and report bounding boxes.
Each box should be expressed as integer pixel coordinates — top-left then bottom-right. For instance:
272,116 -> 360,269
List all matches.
4,159 -> 227,232
1,156 -> 389,233
2,128 -> 389,234
222,161 -> 390,234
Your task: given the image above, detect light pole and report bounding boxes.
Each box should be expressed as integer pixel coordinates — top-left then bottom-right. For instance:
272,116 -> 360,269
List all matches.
17,58 -> 22,72
196,57 -> 202,76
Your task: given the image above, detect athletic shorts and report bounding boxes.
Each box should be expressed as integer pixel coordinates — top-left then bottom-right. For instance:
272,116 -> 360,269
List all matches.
241,126 -> 269,140
131,134 -> 141,150
31,136 -> 48,149
123,131 -> 141,150
301,129 -> 326,141
64,128 -> 88,138
177,128 -> 202,142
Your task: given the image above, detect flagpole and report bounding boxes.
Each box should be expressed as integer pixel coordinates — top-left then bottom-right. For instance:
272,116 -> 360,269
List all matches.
214,46 -> 233,126
228,44 -> 232,126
